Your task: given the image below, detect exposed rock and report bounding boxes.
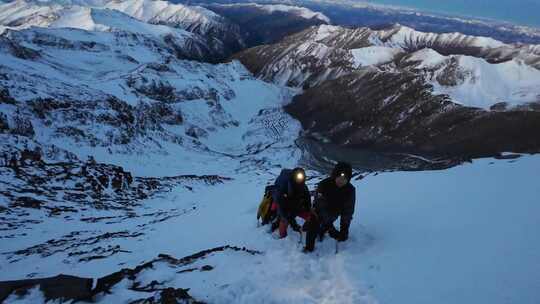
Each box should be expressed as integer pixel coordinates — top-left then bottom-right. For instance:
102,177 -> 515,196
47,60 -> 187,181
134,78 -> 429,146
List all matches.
10,114 -> 35,137
0,112 -> 8,131
0,34 -> 41,60
0,274 -> 93,303
185,126 -> 208,139
0,87 -> 16,105
200,265 -> 214,272
10,197 -> 43,209
286,70 -> 540,158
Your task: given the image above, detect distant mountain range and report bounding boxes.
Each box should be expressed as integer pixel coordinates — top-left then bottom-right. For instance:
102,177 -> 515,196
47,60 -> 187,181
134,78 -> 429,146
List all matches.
191,0 -> 540,45
1,0 -> 540,161
234,24 -> 540,157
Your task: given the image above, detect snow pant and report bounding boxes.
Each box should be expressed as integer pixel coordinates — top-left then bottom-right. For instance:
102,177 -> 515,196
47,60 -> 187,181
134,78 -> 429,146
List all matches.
304,213 -> 339,252
277,209 -> 312,238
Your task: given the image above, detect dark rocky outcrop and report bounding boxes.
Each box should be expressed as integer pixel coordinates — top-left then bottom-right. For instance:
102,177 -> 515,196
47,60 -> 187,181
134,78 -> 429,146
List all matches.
0,246 -> 261,303
10,196 -> 43,209
0,87 -> 16,105
286,70 -> 540,158
0,34 -> 41,60
0,274 -> 93,303
0,112 -> 8,131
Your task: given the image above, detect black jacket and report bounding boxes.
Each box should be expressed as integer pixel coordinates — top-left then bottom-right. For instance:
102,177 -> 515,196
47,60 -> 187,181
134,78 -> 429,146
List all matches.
314,177 -> 356,235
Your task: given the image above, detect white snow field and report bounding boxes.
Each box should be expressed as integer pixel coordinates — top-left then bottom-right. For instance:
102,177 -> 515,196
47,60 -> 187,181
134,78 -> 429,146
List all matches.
224,3 -> 331,23
353,155 -> 540,304
1,149 -> 539,303
406,48 -> 540,109
350,46 -> 401,67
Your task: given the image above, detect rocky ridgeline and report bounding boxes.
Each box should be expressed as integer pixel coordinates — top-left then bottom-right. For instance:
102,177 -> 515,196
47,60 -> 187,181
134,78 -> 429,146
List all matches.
235,25 -> 540,89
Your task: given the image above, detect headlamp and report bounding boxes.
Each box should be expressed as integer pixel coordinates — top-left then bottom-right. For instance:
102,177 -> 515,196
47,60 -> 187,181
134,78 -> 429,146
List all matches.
337,172 -> 349,183
294,172 -> 305,183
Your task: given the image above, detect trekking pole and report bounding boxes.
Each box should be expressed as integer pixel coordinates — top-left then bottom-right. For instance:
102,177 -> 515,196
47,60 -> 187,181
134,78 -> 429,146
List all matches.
335,240 -> 339,254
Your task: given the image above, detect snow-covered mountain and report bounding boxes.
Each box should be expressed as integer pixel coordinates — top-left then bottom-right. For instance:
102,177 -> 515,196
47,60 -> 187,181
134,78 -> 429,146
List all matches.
0,9 -> 307,302
95,0 -> 245,57
0,19 -> 301,176
204,0 -> 540,45
234,24 -> 540,157
203,2 -> 330,48
402,48 -> 540,109
213,3 -> 329,23
235,24 -> 540,89
0,0 -> 245,60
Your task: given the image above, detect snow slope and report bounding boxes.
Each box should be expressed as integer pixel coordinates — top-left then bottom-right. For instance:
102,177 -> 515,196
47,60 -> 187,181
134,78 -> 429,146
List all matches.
0,0 -> 225,33
91,0 -> 226,35
0,20 -> 299,176
0,0 -> 244,60
351,46 -> 401,67
236,23 -> 540,109
377,24 -> 507,49
0,3 -> 198,45
354,155 -> 540,304
219,3 -> 330,23
405,48 -> 540,109
1,149 -> 539,303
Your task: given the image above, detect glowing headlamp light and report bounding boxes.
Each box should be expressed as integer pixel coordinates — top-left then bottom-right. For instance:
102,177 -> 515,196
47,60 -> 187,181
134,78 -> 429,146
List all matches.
337,172 -> 349,182
295,172 -> 305,182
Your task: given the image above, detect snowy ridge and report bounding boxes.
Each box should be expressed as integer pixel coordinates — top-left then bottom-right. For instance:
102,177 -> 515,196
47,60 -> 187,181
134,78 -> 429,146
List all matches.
350,46 -> 401,67
0,5 -> 221,60
0,0 -> 244,60
372,24 -> 540,70
0,0 -> 198,39
236,24 -> 540,109
298,0 -> 540,43
0,0 -> 64,30
89,0 -> 227,35
0,0 -> 226,32
234,25 -> 376,87
377,24 -> 507,49
0,21 -> 301,175
217,3 -> 330,23
404,48 -> 540,109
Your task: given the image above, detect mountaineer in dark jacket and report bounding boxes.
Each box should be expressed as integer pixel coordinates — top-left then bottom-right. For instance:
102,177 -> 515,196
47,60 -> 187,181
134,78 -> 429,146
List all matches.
303,162 -> 356,252
272,167 -> 311,238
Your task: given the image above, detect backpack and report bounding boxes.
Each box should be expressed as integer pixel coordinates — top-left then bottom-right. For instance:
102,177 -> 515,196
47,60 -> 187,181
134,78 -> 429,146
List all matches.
257,185 -> 276,225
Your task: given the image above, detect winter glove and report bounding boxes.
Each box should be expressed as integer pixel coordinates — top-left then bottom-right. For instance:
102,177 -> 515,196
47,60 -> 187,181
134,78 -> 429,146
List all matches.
302,216 -> 319,232
302,221 -> 310,232
290,219 -> 301,232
